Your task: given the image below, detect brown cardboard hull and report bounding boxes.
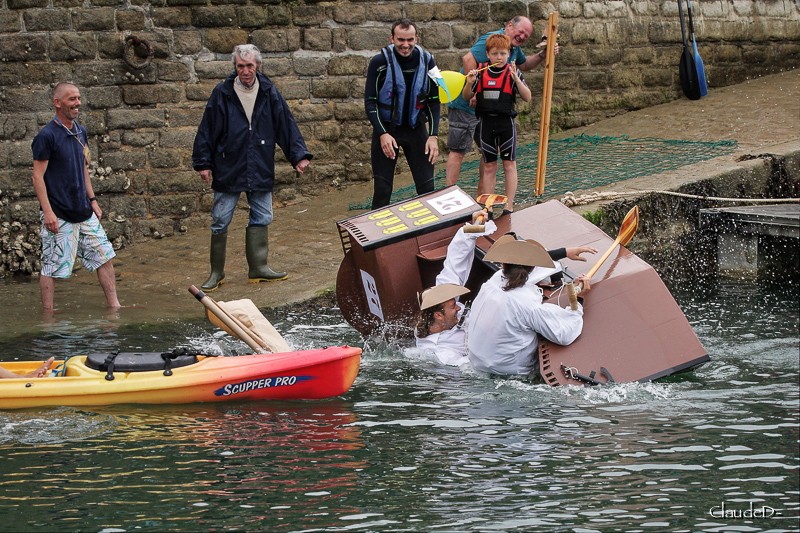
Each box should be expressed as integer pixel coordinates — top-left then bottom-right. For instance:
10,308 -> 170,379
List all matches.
336,187 -> 709,385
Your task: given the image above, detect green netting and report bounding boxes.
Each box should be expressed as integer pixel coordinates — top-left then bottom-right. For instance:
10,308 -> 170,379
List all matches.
348,133 -> 738,210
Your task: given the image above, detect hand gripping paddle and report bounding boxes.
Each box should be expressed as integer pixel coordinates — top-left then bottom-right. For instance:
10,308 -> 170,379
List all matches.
464,193 -> 508,233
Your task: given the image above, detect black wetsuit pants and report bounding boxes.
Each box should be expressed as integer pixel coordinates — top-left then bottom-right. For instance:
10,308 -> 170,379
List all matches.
370,122 -> 434,209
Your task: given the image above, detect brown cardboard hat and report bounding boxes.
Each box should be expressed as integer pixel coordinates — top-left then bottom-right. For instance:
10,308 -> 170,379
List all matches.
484,234 -> 553,267
418,283 -> 470,310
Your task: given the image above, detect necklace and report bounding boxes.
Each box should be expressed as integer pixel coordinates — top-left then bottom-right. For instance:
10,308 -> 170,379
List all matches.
53,116 -> 90,162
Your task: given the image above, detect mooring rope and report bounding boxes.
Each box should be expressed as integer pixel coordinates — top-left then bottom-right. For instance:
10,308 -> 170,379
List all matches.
559,190 -> 800,207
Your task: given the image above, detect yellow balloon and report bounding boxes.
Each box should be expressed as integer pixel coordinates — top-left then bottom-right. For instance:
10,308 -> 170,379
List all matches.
437,70 -> 466,103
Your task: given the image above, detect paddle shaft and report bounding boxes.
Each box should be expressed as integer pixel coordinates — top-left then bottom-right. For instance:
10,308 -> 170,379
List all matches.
535,12 -> 559,197
585,236 -> 623,280
208,296 -> 272,351
686,0 -> 699,44
208,306 -> 272,352
189,285 -> 265,352
678,0 -> 689,47
463,214 -> 486,233
585,205 -> 640,280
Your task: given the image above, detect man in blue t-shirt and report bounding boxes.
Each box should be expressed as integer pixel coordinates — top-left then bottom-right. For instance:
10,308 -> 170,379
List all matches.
31,82 -> 120,312
444,16 -> 558,189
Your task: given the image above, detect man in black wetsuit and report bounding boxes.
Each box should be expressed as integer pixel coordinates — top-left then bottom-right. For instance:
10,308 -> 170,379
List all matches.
364,18 -> 441,209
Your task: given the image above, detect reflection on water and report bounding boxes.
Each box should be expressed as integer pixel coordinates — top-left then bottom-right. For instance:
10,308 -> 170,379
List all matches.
0,278 -> 798,532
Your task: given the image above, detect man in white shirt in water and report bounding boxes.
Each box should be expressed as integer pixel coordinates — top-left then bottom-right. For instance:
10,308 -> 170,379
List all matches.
414,211 -> 595,370
467,235 -> 590,378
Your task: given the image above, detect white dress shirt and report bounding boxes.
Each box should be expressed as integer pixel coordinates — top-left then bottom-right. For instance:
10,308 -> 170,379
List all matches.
467,264 -> 584,376
413,221 -> 497,366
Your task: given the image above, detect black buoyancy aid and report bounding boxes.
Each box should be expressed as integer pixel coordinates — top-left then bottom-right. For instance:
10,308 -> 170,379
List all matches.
474,63 -> 517,117
377,45 -> 431,127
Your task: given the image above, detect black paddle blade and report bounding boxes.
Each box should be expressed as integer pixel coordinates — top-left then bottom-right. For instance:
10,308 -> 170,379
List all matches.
679,46 -> 701,100
686,0 -> 709,96
677,0 -> 701,100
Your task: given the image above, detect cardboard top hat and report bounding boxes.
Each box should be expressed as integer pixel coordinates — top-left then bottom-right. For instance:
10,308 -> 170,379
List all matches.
484,234 -> 553,267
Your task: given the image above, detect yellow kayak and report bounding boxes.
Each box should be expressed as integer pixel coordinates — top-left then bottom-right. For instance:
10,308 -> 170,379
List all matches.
0,346 -> 361,409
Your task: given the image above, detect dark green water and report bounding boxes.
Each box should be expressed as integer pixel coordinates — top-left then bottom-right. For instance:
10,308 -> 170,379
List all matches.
0,280 -> 798,532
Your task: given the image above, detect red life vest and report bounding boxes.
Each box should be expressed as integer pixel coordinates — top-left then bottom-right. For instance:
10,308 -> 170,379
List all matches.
474,63 -> 517,117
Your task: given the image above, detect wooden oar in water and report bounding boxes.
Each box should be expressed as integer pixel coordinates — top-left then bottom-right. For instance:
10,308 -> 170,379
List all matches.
586,205 -> 640,279
464,193 -> 507,233
189,285 -> 266,352
566,205 -> 640,309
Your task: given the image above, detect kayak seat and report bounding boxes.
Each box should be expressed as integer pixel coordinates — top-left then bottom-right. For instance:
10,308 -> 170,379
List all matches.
86,352 -> 199,373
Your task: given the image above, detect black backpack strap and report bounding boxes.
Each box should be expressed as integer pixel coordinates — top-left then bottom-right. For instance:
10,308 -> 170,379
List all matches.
104,352 -> 120,381
160,348 -> 206,376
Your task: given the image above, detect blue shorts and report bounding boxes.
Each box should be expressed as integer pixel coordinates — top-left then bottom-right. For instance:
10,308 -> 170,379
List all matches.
40,214 -> 116,278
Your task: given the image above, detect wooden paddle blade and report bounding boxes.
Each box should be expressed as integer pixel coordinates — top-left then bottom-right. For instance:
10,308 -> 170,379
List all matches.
584,205 -> 640,280
475,193 -> 507,207
618,205 -> 640,246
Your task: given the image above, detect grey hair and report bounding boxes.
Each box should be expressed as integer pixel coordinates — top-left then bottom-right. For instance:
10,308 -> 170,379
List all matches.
232,44 -> 262,65
51,81 -> 78,100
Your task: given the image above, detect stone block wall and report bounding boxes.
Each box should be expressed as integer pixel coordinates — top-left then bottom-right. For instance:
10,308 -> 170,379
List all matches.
1,0 -> 798,275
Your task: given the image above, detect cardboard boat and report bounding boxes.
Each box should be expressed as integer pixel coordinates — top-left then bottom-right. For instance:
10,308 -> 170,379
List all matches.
335,186 -> 708,386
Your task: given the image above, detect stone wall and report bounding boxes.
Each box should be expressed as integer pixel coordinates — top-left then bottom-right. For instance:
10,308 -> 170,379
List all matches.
1,0 -> 798,276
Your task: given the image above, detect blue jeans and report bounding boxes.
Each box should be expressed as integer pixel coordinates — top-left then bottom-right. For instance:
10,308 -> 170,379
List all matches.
210,191 -> 273,234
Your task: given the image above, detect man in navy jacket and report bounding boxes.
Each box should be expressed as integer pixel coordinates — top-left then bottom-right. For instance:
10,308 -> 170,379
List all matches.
192,44 -> 312,291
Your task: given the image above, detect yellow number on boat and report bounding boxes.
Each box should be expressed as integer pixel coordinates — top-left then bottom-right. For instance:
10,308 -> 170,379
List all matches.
383,223 -> 409,234
405,208 -> 432,218
413,215 -> 439,226
398,201 -> 423,212
376,215 -> 402,227
368,209 -> 394,220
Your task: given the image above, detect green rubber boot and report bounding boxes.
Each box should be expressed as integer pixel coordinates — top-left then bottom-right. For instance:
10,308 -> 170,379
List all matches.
246,225 -> 287,283
200,232 -> 227,291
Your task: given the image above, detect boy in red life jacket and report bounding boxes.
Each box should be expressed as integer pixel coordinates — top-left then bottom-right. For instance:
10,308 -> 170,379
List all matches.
462,34 -> 532,213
